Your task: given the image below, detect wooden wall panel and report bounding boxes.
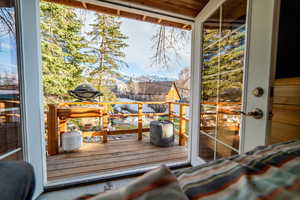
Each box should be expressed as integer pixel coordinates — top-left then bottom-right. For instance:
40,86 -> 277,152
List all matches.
272,105 -> 300,126
273,85 -> 300,105
270,78 -> 300,144
270,122 -> 300,144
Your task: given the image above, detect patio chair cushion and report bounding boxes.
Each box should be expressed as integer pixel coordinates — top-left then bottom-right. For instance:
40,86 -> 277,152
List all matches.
89,165 -> 188,200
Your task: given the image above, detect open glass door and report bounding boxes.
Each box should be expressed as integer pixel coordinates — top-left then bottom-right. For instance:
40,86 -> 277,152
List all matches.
0,0 -> 23,161
191,0 -> 279,164
1,0 -> 45,198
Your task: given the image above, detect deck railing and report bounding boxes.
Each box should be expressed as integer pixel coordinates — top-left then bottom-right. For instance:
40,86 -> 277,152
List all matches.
46,101 -> 242,155
47,101 -> 189,155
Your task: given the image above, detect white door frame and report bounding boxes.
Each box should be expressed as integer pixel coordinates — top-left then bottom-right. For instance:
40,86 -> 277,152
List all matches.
240,0 -> 280,152
190,0 -> 227,166
190,0 -> 280,165
16,0 -> 195,190
18,0 -> 46,198
15,0 -> 279,192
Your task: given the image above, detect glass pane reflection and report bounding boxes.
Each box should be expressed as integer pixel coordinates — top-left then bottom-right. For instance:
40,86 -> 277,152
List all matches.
0,0 -> 23,160
199,0 -> 247,160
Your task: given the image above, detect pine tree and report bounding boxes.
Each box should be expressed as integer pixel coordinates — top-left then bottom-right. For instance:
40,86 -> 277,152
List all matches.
87,14 -> 128,102
201,26 -> 245,102
40,2 -> 93,104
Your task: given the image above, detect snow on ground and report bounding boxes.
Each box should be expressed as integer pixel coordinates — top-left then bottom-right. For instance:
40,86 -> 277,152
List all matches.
116,98 -> 190,117
110,98 -> 191,129
115,98 -> 156,113
172,104 -> 190,117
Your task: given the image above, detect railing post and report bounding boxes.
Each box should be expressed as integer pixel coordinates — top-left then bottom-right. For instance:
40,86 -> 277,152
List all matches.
48,104 -> 58,155
179,104 -> 187,146
138,103 -> 143,140
102,104 -> 108,143
168,102 -> 174,122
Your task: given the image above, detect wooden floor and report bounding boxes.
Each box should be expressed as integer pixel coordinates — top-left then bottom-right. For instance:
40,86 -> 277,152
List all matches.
47,137 -> 188,181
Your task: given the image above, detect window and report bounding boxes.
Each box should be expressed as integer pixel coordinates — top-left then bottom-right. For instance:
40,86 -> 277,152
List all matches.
0,0 -> 23,160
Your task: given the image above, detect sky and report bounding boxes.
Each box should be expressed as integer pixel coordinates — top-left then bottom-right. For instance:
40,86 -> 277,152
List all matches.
0,9 -> 192,81
0,34 -> 17,75
80,10 -> 192,79
119,19 -> 191,79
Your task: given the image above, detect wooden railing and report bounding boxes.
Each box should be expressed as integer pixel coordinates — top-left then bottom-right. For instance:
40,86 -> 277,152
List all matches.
47,101 -> 189,155
0,100 -> 20,123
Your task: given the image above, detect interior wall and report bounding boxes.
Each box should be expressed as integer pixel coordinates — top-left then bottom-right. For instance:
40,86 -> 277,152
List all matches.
270,78 -> 300,144
275,1 -> 300,79
270,1 -> 300,144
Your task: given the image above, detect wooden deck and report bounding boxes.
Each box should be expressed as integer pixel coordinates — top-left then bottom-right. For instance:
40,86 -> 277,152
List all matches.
47,137 -> 188,181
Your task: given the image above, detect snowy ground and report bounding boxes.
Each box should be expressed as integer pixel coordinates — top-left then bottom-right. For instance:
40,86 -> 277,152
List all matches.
115,98 -> 190,116
114,98 -> 156,113
111,98 -> 190,128
83,98 -> 190,143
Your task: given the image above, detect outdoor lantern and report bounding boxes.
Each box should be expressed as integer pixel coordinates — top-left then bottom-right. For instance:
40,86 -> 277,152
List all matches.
68,83 -> 102,102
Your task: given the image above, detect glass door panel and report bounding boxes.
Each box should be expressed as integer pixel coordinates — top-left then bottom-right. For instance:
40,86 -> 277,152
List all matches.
216,142 -> 238,160
199,0 -> 247,160
199,133 -> 215,162
0,0 -> 23,160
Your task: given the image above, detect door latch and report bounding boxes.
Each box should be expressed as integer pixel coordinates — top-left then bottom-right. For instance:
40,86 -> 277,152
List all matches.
237,108 -> 264,119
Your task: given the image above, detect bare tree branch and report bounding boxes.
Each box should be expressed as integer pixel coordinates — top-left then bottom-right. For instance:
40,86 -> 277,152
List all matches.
0,8 -> 15,38
150,25 -> 190,68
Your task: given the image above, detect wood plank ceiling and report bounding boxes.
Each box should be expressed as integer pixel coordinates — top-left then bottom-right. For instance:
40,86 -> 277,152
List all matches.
117,0 -> 209,18
44,0 -> 210,30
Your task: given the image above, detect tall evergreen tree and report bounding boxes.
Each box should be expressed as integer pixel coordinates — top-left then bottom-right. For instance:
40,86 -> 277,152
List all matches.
40,2 -> 93,103
87,14 -> 128,102
201,26 -> 245,102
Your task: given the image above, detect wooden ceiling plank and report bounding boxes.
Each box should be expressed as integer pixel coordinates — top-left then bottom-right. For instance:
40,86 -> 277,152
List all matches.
81,2 -> 87,9
117,0 -> 202,17
43,0 -> 192,30
0,1 -> 14,7
45,0 -> 210,18
160,0 -> 203,10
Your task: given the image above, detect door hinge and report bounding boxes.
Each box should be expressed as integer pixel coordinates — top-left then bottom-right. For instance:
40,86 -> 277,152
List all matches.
270,87 -> 274,97
268,111 -> 274,120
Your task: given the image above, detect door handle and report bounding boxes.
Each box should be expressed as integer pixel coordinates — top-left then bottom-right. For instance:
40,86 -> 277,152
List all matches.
236,108 -> 264,119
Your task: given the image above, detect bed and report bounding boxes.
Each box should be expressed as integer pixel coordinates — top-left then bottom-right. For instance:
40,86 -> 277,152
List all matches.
78,139 -> 300,200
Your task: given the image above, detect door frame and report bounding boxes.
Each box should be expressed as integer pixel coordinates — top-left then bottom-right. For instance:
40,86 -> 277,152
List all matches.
17,0 -> 195,191
190,0 -> 228,166
18,0 -> 46,198
190,0 -> 281,165
15,0 -> 280,192
240,0 -> 280,152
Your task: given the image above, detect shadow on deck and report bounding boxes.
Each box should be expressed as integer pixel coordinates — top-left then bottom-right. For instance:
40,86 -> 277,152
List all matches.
47,136 -> 188,181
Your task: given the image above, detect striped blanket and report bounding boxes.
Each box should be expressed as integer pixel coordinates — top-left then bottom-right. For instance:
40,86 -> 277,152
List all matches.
176,140 -> 300,200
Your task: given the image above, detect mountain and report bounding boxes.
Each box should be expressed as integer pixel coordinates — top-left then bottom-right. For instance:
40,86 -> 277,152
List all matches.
135,75 -> 176,82
116,72 -> 176,83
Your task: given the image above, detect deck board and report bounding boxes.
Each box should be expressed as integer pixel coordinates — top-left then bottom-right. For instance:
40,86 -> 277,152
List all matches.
47,137 -> 188,181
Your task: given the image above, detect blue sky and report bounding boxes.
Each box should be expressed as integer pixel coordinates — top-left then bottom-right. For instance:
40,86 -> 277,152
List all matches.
0,35 -> 17,75
81,11 -> 191,79
119,19 -> 191,79
0,10 -> 192,80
